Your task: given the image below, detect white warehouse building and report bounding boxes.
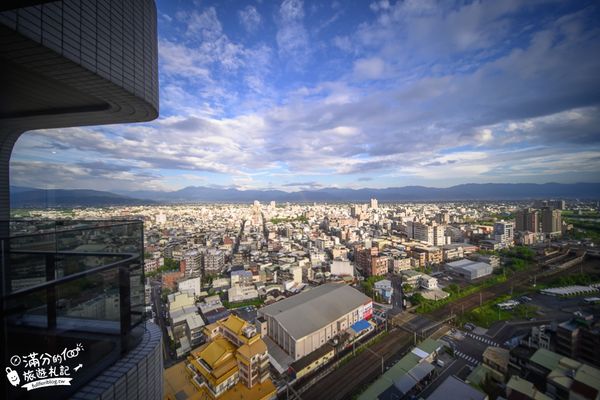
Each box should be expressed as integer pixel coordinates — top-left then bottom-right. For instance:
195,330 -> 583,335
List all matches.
257,283 -> 372,360
446,259 -> 493,280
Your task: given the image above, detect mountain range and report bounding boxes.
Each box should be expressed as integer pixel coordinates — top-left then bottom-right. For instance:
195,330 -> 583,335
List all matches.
10,182 -> 600,208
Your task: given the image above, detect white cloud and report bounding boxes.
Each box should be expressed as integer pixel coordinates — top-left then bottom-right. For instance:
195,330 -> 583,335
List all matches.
276,0 -> 310,65
239,5 -> 262,33
353,57 -> 387,80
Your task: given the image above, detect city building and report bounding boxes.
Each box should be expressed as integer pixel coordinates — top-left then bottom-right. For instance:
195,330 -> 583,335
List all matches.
534,200 -> 565,210
494,221 -> 514,246
199,295 -> 231,324
555,311 -> 600,367
257,283 -> 372,360
483,347 -> 510,375
0,1 -> 162,399
170,305 -> 205,357
330,259 -> 354,276
373,279 -> 393,304
228,284 -> 260,303
356,247 -> 388,276
541,207 -> 562,235
357,339 -> 442,400
171,315 -> 276,400
427,376 -> 488,400
391,256 -> 412,273
204,249 -> 226,275
288,343 -> 335,380
524,348 -> 600,400
506,376 -> 551,400
446,259 -> 493,280
419,274 -> 438,290
179,277 -> 202,297
515,208 -> 539,233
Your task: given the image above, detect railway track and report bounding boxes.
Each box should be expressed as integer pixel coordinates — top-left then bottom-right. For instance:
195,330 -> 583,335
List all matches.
300,330 -> 413,400
429,257 -> 599,320
293,258 -> 599,400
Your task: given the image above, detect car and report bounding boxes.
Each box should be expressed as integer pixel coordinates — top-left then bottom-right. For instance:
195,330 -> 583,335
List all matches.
464,323 -> 475,331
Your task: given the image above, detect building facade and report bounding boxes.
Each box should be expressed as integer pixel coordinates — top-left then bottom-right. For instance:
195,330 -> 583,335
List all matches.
1,1 -> 161,399
257,284 -> 372,360
515,208 -> 539,233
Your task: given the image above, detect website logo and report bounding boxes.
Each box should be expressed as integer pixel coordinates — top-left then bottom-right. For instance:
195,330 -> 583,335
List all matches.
5,344 -> 84,391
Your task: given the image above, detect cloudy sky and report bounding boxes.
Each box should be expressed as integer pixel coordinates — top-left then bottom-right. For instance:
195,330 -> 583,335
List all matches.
11,0 -> 600,192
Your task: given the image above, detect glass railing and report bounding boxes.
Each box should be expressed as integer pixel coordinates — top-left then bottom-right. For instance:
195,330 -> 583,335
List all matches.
1,220 -> 146,400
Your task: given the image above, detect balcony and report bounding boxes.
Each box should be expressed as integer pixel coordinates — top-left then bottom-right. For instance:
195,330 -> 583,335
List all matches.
1,220 -> 146,400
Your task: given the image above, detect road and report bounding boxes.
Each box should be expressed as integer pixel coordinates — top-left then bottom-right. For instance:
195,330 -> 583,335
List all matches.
151,280 -> 176,367
389,272 -> 404,310
293,257 -> 599,399
428,257 -> 600,321
418,358 -> 468,399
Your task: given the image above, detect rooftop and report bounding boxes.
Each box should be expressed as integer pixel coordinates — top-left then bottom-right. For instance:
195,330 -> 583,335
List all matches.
446,259 -> 491,271
427,375 -> 487,400
258,283 -> 371,340
507,376 -> 551,400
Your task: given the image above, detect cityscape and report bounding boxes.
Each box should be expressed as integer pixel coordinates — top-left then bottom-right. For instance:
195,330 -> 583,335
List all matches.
1,1 -> 600,400
6,198 -> 600,400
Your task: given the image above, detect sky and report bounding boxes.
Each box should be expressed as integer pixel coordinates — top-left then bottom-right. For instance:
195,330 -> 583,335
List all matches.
11,0 -> 600,193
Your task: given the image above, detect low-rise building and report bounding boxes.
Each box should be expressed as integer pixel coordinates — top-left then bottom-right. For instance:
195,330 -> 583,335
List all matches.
258,283 -> 372,360
184,314 -> 276,399
179,277 -> 202,296
446,259 -> 493,280
228,284 -> 260,303
288,343 -> 335,380
330,259 -> 354,276
506,376 -> 551,400
419,274 -> 438,290
357,339 -> 442,400
524,348 -> 600,400
483,346 -> 510,375
373,279 -> 393,304
427,376 -> 488,400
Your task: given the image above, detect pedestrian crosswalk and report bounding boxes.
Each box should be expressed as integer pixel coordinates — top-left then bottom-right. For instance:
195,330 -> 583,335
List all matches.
455,351 -> 480,366
466,332 -> 499,346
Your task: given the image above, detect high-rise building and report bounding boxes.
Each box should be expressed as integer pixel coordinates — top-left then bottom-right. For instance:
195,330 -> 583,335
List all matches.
433,224 -> 447,246
534,200 -> 565,210
541,207 -> 562,234
204,249 -> 225,275
406,220 -> 433,244
515,208 -> 539,232
494,221 -> 514,245
183,250 -> 203,277
370,198 -> 378,209
1,1 -> 161,399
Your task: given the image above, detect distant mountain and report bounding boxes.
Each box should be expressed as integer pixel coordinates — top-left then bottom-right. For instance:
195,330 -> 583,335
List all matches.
11,187 -> 156,208
119,182 -> 600,203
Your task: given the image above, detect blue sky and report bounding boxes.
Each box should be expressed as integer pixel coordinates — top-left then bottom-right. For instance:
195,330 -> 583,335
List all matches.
11,0 -> 600,192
